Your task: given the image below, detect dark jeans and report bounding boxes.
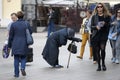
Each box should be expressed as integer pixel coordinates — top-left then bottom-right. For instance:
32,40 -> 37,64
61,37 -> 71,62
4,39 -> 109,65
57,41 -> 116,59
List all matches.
48,20 -> 55,37
91,40 -> 107,67
54,59 -> 59,66
14,55 -> 26,76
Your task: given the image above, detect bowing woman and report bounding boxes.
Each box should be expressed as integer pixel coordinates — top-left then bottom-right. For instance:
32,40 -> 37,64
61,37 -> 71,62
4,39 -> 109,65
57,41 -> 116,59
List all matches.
42,28 -> 81,68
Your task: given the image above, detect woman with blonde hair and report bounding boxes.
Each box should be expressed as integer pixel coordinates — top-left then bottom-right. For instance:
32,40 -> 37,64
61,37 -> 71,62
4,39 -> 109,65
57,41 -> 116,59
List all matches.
90,3 -> 111,71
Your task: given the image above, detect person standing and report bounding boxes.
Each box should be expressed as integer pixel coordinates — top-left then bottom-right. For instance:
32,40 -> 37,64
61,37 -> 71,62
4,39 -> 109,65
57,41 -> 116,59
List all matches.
109,8 -> 120,64
47,7 -> 55,37
8,11 -> 32,77
90,3 -> 111,71
4,13 -> 17,55
77,10 -> 93,60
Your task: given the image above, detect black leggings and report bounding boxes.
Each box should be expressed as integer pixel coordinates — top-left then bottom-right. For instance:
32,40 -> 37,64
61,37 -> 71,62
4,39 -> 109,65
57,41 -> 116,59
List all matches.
92,40 -> 107,66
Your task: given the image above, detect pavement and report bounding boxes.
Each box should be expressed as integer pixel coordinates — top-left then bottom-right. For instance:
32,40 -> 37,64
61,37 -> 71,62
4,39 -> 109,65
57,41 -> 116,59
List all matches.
0,29 -> 120,80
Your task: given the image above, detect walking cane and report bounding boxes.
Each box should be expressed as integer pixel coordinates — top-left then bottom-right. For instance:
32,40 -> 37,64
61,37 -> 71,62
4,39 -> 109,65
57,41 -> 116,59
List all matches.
67,51 -> 72,68
67,41 -> 73,68
66,38 -> 81,68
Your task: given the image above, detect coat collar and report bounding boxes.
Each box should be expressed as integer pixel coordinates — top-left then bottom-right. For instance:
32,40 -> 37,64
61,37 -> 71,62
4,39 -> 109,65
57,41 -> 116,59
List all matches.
17,19 -> 24,21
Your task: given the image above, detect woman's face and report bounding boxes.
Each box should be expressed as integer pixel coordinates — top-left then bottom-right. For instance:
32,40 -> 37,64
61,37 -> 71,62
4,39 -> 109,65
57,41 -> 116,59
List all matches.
86,11 -> 91,17
117,10 -> 120,17
96,4 -> 103,13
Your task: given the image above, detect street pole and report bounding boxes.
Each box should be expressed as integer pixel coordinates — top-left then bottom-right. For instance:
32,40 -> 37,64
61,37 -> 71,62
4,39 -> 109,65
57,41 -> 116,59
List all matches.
35,0 -> 38,20
33,0 -> 38,32
87,0 -> 90,9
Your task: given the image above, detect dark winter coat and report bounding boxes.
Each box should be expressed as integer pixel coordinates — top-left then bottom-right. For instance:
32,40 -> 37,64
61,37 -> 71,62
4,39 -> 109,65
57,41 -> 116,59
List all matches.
8,19 -> 32,56
42,28 -> 75,66
91,14 -> 111,41
48,10 -> 56,23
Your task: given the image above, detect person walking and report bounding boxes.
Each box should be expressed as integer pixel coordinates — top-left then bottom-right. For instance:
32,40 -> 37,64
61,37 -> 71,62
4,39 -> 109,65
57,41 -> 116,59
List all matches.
8,11 -> 32,77
90,3 -> 111,71
77,10 -> 93,60
7,13 -> 18,36
4,13 -> 17,55
109,8 -> 120,64
47,7 -> 55,37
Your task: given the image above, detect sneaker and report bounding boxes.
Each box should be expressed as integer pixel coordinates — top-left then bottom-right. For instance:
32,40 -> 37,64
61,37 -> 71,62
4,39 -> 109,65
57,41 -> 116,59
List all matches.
21,69 -> 26,76
111,58 -> 116,63
76,56 -> 83,59
115,59 -> 119,64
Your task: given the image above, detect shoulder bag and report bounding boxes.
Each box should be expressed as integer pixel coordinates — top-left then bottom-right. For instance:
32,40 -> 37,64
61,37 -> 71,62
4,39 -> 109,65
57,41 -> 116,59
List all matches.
25,22 -> 34,45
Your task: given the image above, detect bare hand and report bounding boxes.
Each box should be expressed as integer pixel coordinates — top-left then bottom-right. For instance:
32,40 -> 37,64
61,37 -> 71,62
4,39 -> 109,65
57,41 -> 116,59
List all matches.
89,30 -> 92,34
112,32 -> 117,38
8,48 -> 11,54
96,26 -> 101,30
102,21 -> 105,25
111,21 -> 117,25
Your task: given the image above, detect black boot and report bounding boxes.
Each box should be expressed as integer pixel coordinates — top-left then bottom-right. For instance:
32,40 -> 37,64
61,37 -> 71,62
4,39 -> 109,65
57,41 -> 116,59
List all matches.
97,60 -> 101,71
96,66 -> 101,71
102,65 -> 106,71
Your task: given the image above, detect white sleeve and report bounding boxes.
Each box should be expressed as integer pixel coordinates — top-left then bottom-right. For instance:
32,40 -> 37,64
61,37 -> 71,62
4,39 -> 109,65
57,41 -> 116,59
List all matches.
86,16 -> 92,31
7,22 -> 12,31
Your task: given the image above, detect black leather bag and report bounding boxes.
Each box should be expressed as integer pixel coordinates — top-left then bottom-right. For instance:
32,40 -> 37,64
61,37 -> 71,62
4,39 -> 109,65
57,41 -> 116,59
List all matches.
26,48 -> 33,62
67,42 -> 77,54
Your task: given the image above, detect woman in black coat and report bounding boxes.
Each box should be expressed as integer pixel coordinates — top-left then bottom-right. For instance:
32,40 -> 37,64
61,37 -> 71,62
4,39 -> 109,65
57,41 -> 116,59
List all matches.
91,3 -> 111,71
8,11 -> 32,77
42,28 -> 79,68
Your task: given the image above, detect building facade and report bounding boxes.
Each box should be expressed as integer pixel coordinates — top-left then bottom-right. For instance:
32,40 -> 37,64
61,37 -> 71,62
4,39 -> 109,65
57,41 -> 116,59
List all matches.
0,0 -> 2,27
0,0 -> 21,27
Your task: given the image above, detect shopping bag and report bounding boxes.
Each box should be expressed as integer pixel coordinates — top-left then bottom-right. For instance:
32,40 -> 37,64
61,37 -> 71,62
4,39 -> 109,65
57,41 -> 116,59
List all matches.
2,41 -> 10,59
26,48 -> 33,62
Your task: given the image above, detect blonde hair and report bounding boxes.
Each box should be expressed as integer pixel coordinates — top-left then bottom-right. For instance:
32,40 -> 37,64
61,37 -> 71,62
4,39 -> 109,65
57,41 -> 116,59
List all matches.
92,3 -> 111,17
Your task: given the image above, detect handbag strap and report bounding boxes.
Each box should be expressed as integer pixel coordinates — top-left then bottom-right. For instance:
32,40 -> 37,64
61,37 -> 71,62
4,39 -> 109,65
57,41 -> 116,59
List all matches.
24,21 -> 29,29
71,41 -> 76,45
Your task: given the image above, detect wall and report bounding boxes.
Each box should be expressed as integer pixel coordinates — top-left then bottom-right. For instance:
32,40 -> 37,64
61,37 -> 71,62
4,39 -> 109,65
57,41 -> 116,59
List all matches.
0,0 -> 2,27
1,0 -> 21,27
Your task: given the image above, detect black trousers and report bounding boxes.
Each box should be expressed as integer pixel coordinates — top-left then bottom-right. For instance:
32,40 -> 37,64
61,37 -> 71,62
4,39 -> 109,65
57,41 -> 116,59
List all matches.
91,40 -> 107,66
